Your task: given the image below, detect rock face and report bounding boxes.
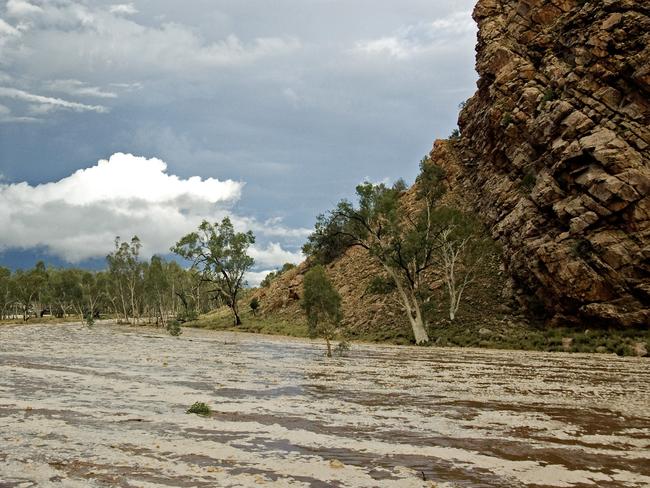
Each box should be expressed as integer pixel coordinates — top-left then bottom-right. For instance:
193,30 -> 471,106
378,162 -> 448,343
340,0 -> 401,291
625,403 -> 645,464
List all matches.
455,0 -> 650,326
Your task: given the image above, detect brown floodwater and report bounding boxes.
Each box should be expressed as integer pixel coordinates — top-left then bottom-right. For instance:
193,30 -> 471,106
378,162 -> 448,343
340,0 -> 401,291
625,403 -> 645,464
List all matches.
0,323 -> 648,487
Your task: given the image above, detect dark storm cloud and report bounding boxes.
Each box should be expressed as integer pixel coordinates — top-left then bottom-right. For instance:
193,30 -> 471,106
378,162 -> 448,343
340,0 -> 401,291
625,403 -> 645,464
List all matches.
0,0 -> 478,277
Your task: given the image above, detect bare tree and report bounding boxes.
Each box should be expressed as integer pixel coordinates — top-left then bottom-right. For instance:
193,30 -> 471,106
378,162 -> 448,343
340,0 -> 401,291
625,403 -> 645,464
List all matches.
434,210 -> 494,321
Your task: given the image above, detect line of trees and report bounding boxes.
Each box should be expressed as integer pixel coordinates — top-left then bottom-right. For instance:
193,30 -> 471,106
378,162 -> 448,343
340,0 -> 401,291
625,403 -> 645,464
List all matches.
0,218 -> 258,326
0,253 -> 211,324
0,216 -> 259,327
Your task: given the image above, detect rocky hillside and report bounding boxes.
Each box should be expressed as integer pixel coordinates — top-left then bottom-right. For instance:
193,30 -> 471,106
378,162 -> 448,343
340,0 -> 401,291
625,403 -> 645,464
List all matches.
253,155 -> 513,342
457,0 -> 649,326
255,0 -> 648,334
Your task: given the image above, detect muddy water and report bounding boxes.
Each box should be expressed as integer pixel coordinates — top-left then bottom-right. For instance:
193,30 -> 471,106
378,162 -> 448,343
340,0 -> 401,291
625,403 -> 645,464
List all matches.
0,323 -> 648,487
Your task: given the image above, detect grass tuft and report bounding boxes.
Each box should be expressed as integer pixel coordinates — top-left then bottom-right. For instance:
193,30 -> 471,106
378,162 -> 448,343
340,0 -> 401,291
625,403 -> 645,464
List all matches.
186,402 -> 211,416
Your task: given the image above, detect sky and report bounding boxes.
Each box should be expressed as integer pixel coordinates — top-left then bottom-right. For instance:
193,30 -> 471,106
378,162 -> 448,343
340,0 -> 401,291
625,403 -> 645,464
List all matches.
0,0 -> 478,284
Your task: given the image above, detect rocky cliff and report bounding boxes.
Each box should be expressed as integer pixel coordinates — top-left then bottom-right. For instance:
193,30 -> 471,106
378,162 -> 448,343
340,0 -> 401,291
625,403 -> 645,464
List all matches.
256,0 -> 649,333
455,0 -> 649,326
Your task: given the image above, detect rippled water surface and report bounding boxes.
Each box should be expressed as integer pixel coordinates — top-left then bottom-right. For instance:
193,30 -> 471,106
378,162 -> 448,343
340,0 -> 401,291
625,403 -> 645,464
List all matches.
1,323 -> 649,487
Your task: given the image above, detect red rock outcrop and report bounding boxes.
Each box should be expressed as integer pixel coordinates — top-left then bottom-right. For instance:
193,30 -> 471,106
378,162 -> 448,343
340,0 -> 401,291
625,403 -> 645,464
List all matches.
455,0 -> 649,325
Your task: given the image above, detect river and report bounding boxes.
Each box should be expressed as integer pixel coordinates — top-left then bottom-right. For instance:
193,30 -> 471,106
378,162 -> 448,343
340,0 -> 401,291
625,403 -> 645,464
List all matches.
1,323 -> 648,487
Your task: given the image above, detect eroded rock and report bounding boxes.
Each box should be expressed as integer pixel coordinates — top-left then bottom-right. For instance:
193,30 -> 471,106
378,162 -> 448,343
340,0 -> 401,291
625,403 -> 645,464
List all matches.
452,0 -> 650,326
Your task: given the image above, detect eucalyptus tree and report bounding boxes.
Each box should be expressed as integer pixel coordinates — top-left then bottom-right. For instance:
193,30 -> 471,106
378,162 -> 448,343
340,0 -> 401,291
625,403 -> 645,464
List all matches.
303,160 -> 447,344
172,217 -> 255,325
12,266 -> 47,321
144,255 -> 170,326
79,271 -> 107,320
434,208 -> 494,321
0,267 -> 12,320
49,268 -> 83,317
302,265 -> 342,357
165,260 -> 197,321
32,261 -> 49,316
107,236 -> 144,323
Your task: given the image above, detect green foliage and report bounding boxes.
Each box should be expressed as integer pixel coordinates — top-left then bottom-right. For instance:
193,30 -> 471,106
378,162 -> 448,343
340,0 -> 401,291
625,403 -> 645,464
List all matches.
12,264 -> 48,320
416,157 -> 446,201
249,297 -> 260,315
429,206 -> 496,321
302,211 -> 355,264
0,239 -> 209,326
107,236 -> 143,322
571,238 -> 593,258
302,265 -> 342,356
260,272 -> 276,288
392,178 -> 408,192
172,217 -> 255,326
186,402 -> 211,416
85,311 -> 95,327
166,319 -> 182,336
303,159 -> 453,343
542,87 -> 557,103
260,262 -> 297,288
521,171 -> 537,193
189,307 -> 308,337
450,127 -> 461,139
176,309 -> 198,323
430,321 -> 650,357
366,275 -> 396,295
501,112 -> 513,126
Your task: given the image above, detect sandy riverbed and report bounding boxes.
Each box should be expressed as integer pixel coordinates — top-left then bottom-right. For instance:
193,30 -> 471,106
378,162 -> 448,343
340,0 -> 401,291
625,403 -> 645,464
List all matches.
1,323 -> 648,487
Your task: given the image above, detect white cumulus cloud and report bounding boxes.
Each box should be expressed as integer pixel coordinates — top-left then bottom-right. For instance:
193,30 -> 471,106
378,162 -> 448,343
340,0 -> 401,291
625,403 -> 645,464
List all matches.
0,153 -> 306,271
0,153 -> 243,261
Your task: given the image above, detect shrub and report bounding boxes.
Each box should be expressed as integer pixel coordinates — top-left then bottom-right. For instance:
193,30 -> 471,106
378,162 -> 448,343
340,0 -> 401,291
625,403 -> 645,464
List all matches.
177,310 -> 198,323
187,402 -> 211,416
542,87 -> 557,103
85,312 -> 94,327
571,238 -> 592,258
521,171 -> 536,192
334,341 -> 350,357
167,320 -> 182,336
249,297 -> 260,315
365,275 -> 396,295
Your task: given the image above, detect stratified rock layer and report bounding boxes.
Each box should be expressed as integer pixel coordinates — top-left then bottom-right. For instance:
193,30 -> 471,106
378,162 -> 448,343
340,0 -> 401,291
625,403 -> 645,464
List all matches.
456,0 -> 649,325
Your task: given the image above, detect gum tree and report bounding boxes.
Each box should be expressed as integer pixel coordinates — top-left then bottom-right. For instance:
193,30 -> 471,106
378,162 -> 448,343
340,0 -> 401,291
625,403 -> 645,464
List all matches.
0,267 -> 12,320
302,265 -> 342,357
303,160 -> 447,344
107,236 -> 143,323
172,217 -> 255,325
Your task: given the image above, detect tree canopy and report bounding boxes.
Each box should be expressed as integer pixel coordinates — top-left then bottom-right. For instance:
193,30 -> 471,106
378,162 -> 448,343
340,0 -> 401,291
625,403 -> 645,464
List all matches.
172,217 -> 255,325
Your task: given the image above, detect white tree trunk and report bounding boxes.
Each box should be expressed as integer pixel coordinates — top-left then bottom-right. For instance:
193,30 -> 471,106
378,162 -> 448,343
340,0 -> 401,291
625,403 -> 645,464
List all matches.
385,266 -> 429,344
